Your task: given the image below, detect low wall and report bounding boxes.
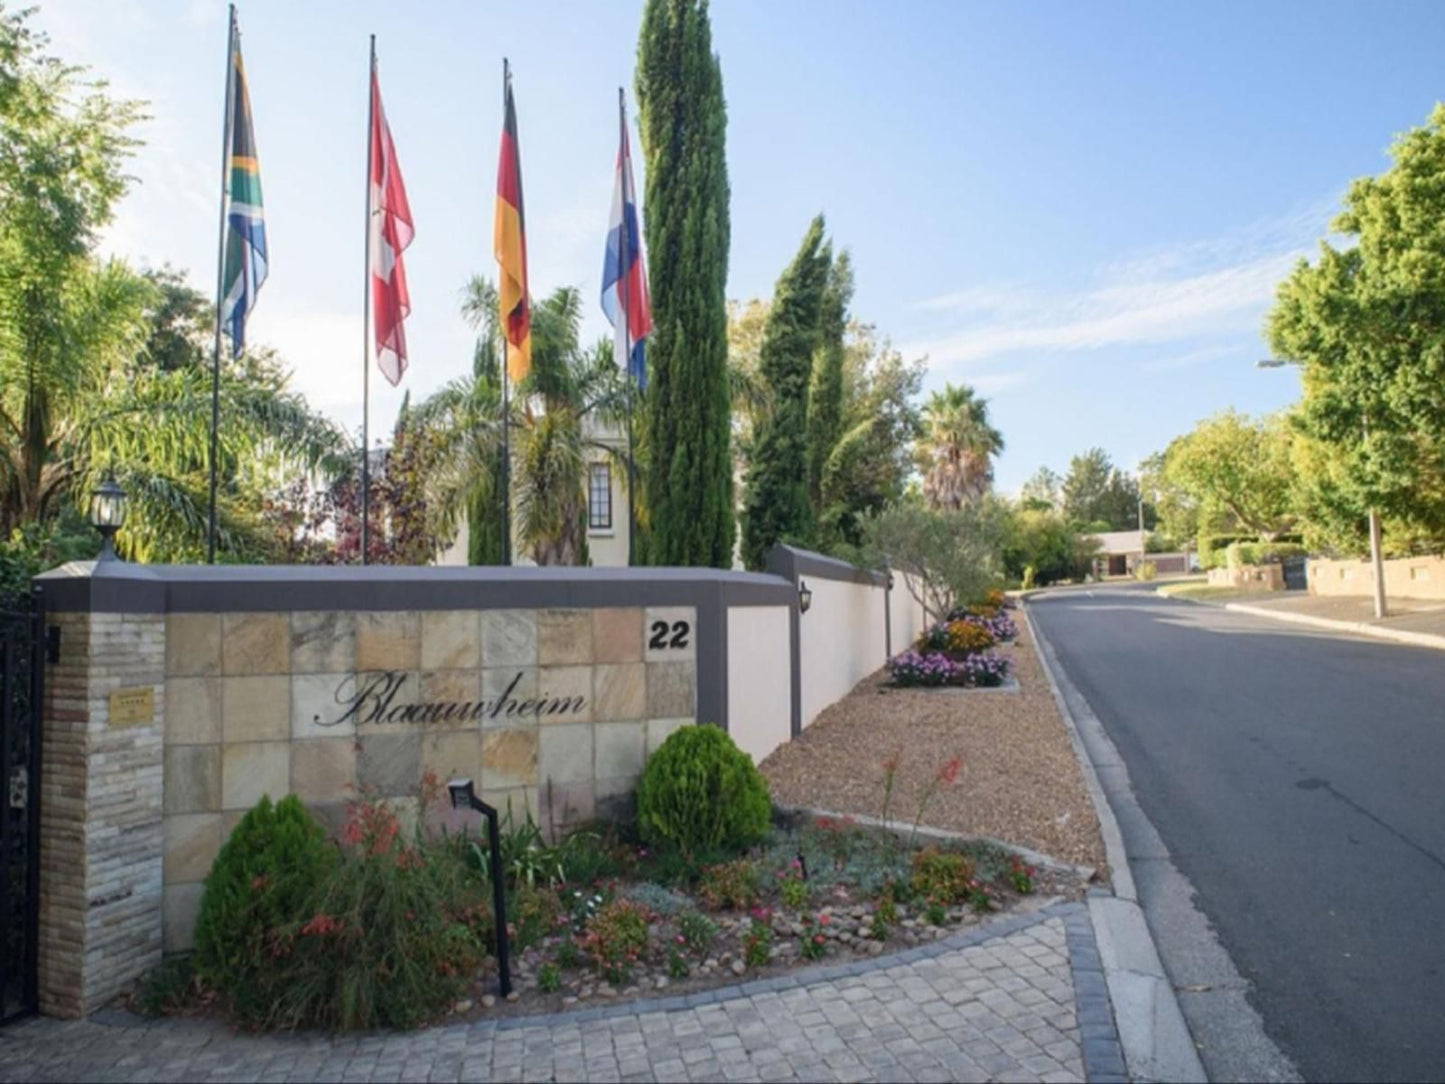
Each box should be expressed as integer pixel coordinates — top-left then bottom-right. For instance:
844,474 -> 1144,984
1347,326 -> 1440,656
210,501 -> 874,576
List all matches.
1208,564 -> 1285,591
1308,554 -> 1445,601
33,561 -> 796,1016
765,546 -> 925,731
31,548 -> 910,1016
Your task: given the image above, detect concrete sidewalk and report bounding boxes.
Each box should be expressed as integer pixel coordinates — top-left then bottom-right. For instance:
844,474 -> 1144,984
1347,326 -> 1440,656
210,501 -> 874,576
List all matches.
1171,588 -> 1445,650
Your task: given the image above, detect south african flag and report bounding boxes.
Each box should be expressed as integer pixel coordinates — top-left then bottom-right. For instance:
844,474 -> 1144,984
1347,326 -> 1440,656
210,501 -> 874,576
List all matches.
220,15 -> 267,355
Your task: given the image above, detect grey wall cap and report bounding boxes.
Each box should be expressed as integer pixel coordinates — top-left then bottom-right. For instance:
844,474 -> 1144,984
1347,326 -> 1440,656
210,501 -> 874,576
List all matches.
34,561 -> 797,615
765,543 -> 888,587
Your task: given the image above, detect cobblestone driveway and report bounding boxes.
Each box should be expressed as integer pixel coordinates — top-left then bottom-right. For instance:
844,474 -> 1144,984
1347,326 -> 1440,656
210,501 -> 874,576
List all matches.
0,901 -> 1125,1083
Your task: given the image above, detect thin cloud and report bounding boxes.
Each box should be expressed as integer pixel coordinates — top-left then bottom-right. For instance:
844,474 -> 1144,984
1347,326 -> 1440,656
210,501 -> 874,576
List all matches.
904,198 -> 1338,372
1140,345 -> 1241,372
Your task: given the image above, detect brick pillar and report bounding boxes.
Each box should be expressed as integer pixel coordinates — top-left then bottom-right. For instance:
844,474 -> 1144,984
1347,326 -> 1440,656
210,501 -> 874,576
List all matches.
38,607 -> 166,1018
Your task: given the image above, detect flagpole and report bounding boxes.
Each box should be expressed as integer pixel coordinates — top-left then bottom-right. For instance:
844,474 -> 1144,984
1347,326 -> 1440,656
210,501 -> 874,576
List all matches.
618,87 -> 636,567
361,35 -> 375,565
500,58 -> 512,567
206,4 -> 238,565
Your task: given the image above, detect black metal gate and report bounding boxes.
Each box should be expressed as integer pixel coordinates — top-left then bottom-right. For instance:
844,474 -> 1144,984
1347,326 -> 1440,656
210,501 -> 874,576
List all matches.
1282,555 -> 1308,591
1,589 -> 42,1024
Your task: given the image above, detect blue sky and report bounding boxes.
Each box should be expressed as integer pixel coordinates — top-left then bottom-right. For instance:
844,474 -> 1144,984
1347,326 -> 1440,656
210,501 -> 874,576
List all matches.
38,0 -> 1445,491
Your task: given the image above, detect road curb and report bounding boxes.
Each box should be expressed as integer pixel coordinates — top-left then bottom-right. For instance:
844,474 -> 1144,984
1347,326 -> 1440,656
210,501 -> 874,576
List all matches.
1156,588 -> 1445,651
1223,602 -> 1445,651
1022,598 -> 1208,1084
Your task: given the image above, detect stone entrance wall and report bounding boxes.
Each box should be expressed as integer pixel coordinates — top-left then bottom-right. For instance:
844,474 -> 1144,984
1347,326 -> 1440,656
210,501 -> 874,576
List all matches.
158,605 -> 698,954
34,561 -> 801,1016
30,550 -> 910,1017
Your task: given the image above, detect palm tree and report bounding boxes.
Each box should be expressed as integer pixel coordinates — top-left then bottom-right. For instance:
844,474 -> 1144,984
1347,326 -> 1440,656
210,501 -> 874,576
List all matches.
0,258 -> 345,562
917,383 -> 1004,511
412,278 -> 629,565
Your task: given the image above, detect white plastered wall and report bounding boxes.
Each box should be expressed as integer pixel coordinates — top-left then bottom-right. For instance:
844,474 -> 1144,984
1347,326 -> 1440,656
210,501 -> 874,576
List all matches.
726,605 -> 792,762
798,576 -> 888,729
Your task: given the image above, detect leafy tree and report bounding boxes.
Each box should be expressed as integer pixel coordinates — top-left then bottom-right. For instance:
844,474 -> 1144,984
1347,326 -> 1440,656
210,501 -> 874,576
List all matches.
1060,448 -> 1148,531
636,0 -> 734,567
916,383 -> 1003,510
1268,103 -> 1445,554
725,297 -> 772,459
858,499 -> 1008,623
816,325 -> 923,550
0,11 -> 342,562
1001,506 -> 1100,585
1158,410 -> 1295,540
1138,451 -> 1201,549
741,216 -> 831,569
1019,466 -> 1061,512
806,250 -> 853,513
139,265 -> 211,371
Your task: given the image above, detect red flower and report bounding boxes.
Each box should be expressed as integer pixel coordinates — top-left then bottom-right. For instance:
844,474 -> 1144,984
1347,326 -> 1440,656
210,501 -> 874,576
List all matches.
882,753 -> 900,774
819,914 -> 830,926
938,757 -> 964,785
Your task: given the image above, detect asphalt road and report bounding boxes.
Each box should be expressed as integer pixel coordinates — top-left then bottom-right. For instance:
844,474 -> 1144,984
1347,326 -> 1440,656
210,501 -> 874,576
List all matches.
1030,584 -> 1445,1084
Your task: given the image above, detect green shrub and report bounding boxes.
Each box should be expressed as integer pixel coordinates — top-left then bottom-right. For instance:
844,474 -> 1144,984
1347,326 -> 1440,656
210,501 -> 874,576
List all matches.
581,900 -> 652,985
677,909 -> 717,955
636,724 -> 771,855
1135,560 -> 1157,581
130,954 -> 200,1018
1228,541 -> 1307,568
266,794 -> 491,1031
742,920 -> 773,967
910,847 -> 974,904
192,795 -> 335,1023
1021,565 -> 1037,591
698,859 -> 762,910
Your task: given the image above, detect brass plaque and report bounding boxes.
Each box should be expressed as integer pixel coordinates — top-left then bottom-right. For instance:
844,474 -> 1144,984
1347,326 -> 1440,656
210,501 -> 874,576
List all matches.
109,686 -> 155,727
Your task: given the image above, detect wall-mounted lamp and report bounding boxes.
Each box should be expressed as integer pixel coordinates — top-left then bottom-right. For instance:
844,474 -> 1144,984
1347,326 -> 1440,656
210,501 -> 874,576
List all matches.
886,571 -> 895,591
798,579 -> 813,614
447,777 -> 512,997
89,476 -> 127,562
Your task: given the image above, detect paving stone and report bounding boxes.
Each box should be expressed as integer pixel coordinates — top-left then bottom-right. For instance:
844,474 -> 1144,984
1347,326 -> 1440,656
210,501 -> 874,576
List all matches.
0,912 -> 1121,1084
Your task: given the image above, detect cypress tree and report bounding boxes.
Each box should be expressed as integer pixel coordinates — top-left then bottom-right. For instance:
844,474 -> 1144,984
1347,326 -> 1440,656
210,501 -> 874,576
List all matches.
635,0 -> 734,567
806,250 -> 853,515
740,216 -> 832,570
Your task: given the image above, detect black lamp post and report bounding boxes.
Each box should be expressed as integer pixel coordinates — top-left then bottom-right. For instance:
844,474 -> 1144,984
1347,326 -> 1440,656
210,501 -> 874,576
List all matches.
447,778 -> 512,997
89,476 -> 127,562
798,579 -> 813,614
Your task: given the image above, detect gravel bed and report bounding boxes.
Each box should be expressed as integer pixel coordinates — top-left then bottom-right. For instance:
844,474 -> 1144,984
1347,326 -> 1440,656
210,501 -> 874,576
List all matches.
761,610 -> 1107,874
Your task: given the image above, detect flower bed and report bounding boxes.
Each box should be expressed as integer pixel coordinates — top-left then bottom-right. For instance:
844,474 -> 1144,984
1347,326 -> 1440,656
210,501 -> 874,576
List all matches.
891,592 -> 1017,688
130,732 -> 1084,1030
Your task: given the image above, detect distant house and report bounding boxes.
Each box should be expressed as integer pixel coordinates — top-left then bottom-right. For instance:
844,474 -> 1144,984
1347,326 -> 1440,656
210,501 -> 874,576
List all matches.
1085,531 -> 1194,578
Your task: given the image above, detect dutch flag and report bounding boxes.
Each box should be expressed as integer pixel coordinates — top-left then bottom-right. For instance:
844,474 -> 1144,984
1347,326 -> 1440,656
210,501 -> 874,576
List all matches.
601,94 -> 652,390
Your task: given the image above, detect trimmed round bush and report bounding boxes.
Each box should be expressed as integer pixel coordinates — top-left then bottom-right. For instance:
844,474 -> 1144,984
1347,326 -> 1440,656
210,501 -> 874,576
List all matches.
636,724 -> 771,856
192,795 -> 334,1023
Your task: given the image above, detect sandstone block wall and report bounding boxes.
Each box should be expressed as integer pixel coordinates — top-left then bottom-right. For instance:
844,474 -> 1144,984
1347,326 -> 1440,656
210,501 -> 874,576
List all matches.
157,606 -> 697,953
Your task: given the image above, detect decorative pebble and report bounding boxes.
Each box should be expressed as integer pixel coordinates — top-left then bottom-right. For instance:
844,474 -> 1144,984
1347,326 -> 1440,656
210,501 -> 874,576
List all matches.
730,959 -> 747,976
868,941 -> 885,956
453,999 -> 472,1014
505,992 -> 519,1002
561,996 -> 577,1007
655,977 -> 669,990
598,984 -> 616,998
481,995 -> 496,1009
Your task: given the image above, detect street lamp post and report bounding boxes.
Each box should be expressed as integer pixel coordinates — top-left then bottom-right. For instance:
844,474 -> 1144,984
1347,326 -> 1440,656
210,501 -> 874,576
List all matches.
1258,358 -> 1386,618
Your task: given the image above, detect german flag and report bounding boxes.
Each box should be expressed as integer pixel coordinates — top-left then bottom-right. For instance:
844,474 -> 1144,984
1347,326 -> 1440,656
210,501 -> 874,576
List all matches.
494,64 -> 530,383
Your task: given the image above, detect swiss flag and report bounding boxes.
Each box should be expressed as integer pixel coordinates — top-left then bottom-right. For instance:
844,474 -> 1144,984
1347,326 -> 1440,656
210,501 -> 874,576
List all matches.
370,65 -> 413,386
